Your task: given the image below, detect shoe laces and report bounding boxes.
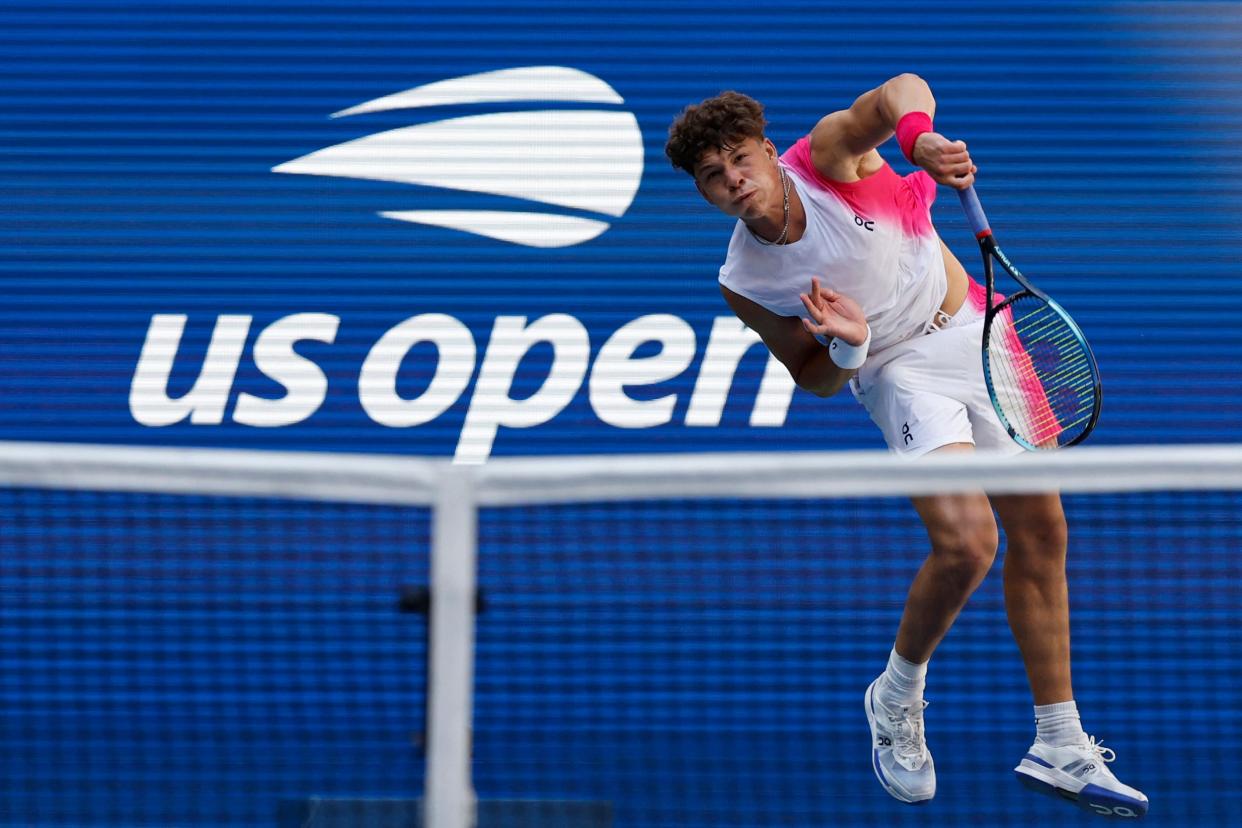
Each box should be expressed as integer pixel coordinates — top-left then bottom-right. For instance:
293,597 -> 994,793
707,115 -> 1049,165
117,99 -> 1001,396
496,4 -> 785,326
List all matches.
1083,734 -> 1116,764
888,700 -> 929,766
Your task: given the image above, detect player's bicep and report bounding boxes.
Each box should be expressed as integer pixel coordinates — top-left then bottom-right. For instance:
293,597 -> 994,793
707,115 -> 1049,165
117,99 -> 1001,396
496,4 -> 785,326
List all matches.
810,86 -> 891,165
719,286 -> 821,380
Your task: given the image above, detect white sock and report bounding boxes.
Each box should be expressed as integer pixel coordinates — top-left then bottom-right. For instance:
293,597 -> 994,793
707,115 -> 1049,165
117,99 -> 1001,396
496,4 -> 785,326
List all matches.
1034,700 -> 1087,747
880,647 -> 927,706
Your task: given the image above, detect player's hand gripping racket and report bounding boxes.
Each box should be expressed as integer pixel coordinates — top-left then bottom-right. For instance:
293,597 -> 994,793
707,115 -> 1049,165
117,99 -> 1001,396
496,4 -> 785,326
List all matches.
957,186 -> 1102,449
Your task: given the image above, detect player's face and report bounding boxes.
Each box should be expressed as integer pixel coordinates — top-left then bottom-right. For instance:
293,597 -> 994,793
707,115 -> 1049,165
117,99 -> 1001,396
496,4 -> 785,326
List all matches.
693,137 -> 782,221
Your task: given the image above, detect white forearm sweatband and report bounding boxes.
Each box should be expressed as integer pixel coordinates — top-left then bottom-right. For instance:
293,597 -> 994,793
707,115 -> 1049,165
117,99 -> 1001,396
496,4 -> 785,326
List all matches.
828,325 -> 871,370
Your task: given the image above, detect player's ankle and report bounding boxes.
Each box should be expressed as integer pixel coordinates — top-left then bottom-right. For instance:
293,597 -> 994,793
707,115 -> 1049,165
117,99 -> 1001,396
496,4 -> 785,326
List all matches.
880,647 -> 927,706
1033,700 -> 1086,747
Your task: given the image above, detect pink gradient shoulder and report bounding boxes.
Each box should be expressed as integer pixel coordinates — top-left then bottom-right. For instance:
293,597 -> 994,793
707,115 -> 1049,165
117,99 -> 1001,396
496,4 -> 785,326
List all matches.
780,136 -> 937,238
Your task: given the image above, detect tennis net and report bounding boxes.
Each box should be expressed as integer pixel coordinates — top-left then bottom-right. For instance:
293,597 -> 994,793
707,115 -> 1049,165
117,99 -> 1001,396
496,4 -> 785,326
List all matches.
2,441 -> 1241,827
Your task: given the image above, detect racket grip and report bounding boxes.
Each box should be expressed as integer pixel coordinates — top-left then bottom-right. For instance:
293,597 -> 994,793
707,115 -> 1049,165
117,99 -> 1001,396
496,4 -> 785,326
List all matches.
957,186 -> 991,238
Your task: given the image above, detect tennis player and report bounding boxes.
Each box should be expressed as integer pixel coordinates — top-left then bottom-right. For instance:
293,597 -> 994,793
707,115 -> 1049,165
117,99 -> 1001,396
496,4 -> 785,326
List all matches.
665,74 -> 1147,818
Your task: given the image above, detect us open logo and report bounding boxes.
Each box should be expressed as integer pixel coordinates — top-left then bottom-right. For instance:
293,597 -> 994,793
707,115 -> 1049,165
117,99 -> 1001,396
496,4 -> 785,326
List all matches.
132,67 -> 792,462
272,66 -> 644,247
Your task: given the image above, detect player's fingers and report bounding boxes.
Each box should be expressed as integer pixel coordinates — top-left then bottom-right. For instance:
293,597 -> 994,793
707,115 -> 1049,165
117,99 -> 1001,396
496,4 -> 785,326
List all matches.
949,170 -> 975,190
799,292 -> 824,321
826,299 -> 860,324
802,316 -> 831,336
803,318 -> 828,336
809,276 -> 821,305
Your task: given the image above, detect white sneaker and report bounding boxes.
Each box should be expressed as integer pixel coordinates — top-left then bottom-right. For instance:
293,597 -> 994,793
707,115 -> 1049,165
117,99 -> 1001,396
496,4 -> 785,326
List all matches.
1015,735 -> 1149,818
864,676 -> 935,804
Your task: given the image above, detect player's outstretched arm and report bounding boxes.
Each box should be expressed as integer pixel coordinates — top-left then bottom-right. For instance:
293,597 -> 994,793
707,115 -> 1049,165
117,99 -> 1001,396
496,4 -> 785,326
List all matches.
809,73 -> 976,189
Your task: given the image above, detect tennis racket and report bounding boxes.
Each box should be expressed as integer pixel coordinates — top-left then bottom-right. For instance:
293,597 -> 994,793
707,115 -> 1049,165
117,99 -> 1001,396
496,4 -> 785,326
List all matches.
957,185 -> 1102,450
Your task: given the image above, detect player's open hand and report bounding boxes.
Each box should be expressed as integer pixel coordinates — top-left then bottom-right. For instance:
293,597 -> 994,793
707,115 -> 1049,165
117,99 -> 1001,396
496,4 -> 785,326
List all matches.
912,132 -> 976,190
799,277 -> 868,346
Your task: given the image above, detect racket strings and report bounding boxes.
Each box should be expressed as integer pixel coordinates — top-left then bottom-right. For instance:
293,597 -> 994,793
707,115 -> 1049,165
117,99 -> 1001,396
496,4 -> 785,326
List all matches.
994,304 -> 1094,441
988,297 -> 1097,448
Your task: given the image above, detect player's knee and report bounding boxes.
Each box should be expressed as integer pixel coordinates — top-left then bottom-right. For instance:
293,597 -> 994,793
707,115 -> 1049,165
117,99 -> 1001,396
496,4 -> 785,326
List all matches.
930,518 -> 998,581
1007,510 -> 1069,562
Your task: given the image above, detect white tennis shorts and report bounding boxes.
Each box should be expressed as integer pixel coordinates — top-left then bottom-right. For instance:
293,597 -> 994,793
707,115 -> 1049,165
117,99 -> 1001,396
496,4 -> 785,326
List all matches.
849,297 -> 1024,458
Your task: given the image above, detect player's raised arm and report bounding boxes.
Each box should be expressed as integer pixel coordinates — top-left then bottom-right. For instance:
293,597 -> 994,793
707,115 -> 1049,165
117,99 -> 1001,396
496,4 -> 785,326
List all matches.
809,73 -> 976,189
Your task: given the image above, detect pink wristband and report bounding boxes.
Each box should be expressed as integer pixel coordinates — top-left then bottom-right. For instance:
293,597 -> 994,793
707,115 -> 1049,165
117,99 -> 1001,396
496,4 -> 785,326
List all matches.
895,111 -> 933,163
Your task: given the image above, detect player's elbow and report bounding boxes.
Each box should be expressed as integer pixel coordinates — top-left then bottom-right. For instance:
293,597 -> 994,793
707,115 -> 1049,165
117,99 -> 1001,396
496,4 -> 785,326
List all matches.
796,381 -> 831,398
793,364 -> 848,398
879,73 -> 933,119
801,376 -> 843,398
808,379 -> 849,398
886,72 -> 929,92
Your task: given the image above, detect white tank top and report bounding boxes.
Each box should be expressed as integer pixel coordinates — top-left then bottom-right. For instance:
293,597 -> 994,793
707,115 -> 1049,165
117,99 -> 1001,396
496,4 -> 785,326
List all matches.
718,136 -> 948,354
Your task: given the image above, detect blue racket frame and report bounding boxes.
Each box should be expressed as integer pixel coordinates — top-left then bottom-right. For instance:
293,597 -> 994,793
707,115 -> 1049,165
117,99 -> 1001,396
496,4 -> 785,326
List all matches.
958,186 -> 1103,450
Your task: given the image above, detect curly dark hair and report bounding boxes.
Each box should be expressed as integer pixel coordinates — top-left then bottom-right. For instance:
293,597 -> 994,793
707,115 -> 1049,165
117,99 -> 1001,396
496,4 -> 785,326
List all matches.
665,91 -> 768,176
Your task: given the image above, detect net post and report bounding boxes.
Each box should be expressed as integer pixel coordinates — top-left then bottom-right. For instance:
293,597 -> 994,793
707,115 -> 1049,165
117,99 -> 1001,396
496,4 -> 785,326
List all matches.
425,465 -> 479,828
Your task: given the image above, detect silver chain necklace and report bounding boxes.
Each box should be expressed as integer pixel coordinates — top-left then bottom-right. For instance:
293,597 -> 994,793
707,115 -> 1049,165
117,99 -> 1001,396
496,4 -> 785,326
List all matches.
751,166 -> 790,246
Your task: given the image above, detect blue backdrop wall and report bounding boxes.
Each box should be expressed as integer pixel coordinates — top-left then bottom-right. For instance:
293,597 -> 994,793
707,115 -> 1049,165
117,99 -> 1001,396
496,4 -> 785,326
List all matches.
4,1 -> 1241,459
3,2 -> 1241,827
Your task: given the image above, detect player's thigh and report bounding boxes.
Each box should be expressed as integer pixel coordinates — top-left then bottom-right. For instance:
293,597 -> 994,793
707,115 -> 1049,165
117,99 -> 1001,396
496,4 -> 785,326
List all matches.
909,443 -> 998,562
991,492 -> 1068,555
853,365 -> 973,455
